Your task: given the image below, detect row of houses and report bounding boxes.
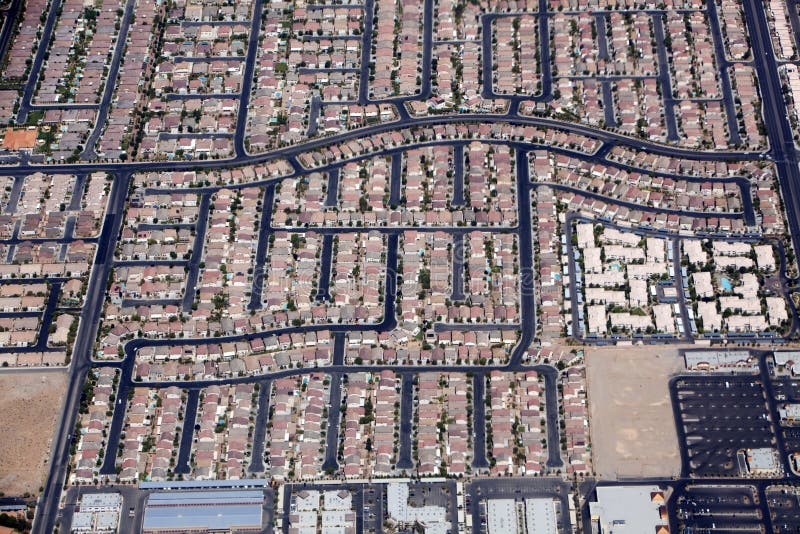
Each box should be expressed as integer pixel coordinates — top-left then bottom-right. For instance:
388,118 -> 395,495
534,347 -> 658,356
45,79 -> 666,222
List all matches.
162,22 -> 249,58
177,0 -> 254,23
116,387 -> 186,482
72,368 -> 118,483
1,0 -> 48,78
607,147 -> 786,233
34,0 -> 122,104
131,160 -> 293,190
536,151 -> 745,215
135,345 -> 331,381
417,373 -> 472,476
494,16 -> 539,96
295,121 -> 601,170
338,371 -> 401,477
344,334 -> 515,366
555,187 -> 750,234
96,0 -> 162,159
561,366 -> 591,475
267,373 -> 330,480
191,383 -> 256,479
534,186 -> 566,342
486,371 -> 546,476
767,0 -> 796,59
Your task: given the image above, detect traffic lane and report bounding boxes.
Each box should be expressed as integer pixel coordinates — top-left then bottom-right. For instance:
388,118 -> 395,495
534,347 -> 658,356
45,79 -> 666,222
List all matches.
248,379 -> 272,474
34,174 -> 131,534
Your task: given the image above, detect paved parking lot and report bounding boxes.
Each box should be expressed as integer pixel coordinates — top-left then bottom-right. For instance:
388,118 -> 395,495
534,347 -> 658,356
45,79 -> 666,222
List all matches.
768,378 -> 800,457
673,484 -> 764,534
672,376 -> 776,477
767,486 -> 800,533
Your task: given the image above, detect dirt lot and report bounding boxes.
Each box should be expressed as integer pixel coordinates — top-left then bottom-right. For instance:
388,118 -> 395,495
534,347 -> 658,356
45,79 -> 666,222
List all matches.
0,371 -> 68,496
586,345 -> 685,479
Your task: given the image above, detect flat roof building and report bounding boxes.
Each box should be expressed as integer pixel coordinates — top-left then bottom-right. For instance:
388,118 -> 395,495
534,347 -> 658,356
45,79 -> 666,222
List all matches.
486,498 -> 558,534
487,499 -> 518,533
80,493 -> 122,512
525,498 -> 558,534
387,483 -> 449,534
71,493 -> 122,533
773,351 -> 800,375
142,490 -> 264,533
589,486 -> 668,534
684,350 -> 755,372
744,447 -> 781,475
70,512 -> 94,533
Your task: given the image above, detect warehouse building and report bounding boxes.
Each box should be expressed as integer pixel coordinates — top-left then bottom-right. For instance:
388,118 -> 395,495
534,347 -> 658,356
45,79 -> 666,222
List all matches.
142,490 -> 264,533
486,498 -> 558,534
71,492 -> 122,533
589,486 -> 668,534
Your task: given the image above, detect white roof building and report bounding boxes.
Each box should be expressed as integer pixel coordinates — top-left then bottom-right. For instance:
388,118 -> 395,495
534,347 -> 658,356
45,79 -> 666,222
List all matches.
589,486 -> 668,534
79,493 -> 122,512
387,483 -> 449,534
525,498 -> 558,534
487,499 -> 518,534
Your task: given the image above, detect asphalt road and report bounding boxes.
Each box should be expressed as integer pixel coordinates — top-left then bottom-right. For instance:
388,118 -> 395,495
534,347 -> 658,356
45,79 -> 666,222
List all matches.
80,0 -> 137,160
15,0 -> 64,123
248,379 -> 272,474
173,388 -> 200,475
34,173 -> 131,534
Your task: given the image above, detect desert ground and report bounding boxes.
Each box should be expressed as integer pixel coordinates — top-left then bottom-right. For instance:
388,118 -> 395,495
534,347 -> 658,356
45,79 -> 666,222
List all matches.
586,345 -> 685,479
0,371 -> 68,496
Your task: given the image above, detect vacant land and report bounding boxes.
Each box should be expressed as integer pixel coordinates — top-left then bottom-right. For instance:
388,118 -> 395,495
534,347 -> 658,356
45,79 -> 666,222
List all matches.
586,345 -> 684,479
0,371 -> 68,496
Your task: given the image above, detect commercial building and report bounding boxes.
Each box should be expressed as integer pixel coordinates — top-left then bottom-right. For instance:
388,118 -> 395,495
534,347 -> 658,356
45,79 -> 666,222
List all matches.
742,447 -> 781,475
71,492 -> 122,533
387,482 -> 450,534
487,499 -> 518,534
589,486 -> 668,534
525,499 -> 558,534
288,488 -> 356,534
486,498 -> 558,534
142,490 -> 264,533
683,350 -> 756,372
774,351 -> 800,375
780,403 -> 800,425
79,493 -> 122,512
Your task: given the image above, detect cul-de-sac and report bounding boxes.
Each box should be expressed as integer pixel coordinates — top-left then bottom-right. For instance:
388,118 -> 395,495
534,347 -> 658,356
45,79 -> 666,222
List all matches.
1,0 -> 800,531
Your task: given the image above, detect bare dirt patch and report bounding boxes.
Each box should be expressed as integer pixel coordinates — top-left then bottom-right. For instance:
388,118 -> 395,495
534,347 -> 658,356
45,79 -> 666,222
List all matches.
586,345 -> 685,479
0,371 -> 68,496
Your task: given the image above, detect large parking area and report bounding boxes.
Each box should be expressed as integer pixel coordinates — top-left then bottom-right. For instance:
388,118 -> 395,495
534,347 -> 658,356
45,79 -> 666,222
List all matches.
767,486 -> 800,533
673,484 -> 764,533
672,376 -> 776,477
768,378 -> 800,457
